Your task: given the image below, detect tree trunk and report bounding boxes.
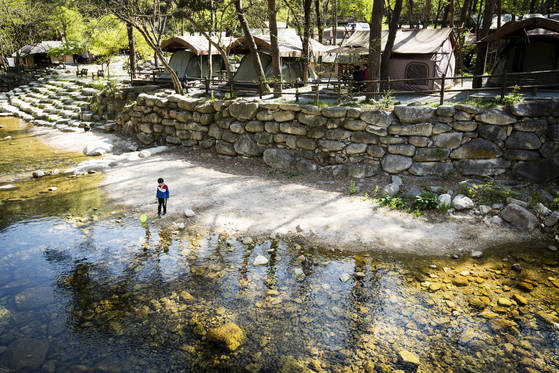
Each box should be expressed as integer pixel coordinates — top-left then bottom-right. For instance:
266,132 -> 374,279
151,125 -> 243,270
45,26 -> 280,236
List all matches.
473,0 -> 496,88
530,0 -> 537,13
127,23 -> 136,79
459,0 -> 472,27
302,0 -> 313,83
442,4 -> 450,27
332,0 -> 337,44
450,0 -> 455,27
208,1 -> 214,80
268,0 -> 282,96
423,0 -> 431,28
315,0 -> 323,43
367,0 -> 384,98
407,0 -> 414,28
381,0 -> 403,89
235,0 -> 270,93
434,0 -> 442,27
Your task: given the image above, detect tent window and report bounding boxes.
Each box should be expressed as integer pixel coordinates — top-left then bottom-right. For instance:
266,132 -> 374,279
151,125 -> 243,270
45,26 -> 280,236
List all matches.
405,62 -> 429,86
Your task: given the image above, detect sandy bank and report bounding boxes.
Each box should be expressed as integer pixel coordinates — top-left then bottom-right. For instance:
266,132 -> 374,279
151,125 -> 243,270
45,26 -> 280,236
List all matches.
31,125 -> 533,255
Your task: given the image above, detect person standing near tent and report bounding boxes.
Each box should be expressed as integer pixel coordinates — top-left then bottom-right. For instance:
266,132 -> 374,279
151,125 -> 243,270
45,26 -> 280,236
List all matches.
156,177 -> 169,218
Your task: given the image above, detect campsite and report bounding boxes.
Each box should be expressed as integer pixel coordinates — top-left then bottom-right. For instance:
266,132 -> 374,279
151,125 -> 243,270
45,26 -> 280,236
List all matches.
0,1 -> 558,372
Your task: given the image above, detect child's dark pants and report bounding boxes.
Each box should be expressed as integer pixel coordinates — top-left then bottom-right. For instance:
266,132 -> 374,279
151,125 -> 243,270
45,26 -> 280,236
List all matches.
158,198 -> 167,215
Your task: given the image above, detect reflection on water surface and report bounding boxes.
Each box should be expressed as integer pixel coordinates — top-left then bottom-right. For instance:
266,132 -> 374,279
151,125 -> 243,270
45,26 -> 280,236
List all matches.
0,116 -> 558,372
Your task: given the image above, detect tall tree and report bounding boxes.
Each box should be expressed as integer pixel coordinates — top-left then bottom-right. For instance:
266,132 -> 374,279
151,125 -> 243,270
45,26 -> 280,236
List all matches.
315,0 -> 323,43
234,0 -> 270,93
332,0 -> 337,44
381,0 -> 403,88
423,0 -> 432,27
449,0 -> 455,27
367,0 -> 384,97
473,0 -> 496,88
302,0 -> 313,83
268,0 -> 282,96
407,0 -> 414,28
100,0 -> 184,94
459,0 -> 472,27
127,23 -> 136,78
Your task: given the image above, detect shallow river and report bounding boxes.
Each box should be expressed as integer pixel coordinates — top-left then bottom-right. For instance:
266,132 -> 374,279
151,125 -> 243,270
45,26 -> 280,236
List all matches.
0,117 -> 558,372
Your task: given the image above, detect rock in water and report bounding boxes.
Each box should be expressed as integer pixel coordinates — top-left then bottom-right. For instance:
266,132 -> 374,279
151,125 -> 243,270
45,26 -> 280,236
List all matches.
242,237 -> 253,245
471,250 -> 483,258
32,170 -> 45,178
48,187 -> 57,192
4,338 -> 49,371
339,273 -> 352,283
183,209 -> 196,218
398,349 -> 420,367
253,255 -> 268,266
452,194 -> 474,210
207,322 -> 246,351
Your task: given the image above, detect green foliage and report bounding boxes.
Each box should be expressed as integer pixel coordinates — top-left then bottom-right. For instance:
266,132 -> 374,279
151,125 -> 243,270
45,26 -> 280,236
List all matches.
379,90 -> 394,109
499,85 -> 523,105
46,40 -> 85,58
414,191 -> 439,210
283,170 -> 303,178
348,181 -> 358,195
464,181 -> 517,205
376,190 -> 445,216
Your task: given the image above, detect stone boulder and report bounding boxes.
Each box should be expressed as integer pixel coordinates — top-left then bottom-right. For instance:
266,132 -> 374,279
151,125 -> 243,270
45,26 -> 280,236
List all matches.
452,194 -> 474,210
234,134 -> 263,156
381,154 -> 413,173
456,159 -> 511,177
433,132 -> 463,149
510,101 -> 554,117
361,110 -> 391,127
207,322 -> 246,351
83,141 -> 114,156
478,124 -> 507,143
215,141 -> 236,156
409,162 -> 453,176
438,193 -> 452,206
500,204 -> 539,231
3,338 -> 49,371
475,109 -> 517,125
513,158 -> 559,183
136,132 -> 154,145
228,102 -> 259,121
322,106 -> 347,118
450,139 -> 502,159
389,123 -> 433,136
263,149 -> 295,170
393,105 -> 435,123
505,131 -> 542,150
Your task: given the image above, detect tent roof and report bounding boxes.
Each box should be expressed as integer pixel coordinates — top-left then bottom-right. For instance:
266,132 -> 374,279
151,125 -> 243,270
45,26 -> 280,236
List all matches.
161,35 -> 232,55
478,17 -> 559,43
333,28 -> 454,55
227,33 -> 336,57
18,41 -> 63,57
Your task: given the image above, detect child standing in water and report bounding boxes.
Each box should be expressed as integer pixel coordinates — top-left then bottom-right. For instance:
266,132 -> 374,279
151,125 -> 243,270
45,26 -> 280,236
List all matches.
156,178 -> 169,217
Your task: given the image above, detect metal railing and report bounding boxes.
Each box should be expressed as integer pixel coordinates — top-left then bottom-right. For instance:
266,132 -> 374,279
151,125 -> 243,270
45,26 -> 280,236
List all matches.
132,68 -> 559,104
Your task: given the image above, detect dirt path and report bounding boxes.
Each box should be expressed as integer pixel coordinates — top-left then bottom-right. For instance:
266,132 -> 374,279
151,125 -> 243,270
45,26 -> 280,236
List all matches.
32,125 -> 532,255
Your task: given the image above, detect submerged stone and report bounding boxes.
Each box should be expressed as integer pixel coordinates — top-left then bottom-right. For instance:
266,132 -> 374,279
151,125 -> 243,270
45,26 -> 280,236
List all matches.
207,322 -> 246,351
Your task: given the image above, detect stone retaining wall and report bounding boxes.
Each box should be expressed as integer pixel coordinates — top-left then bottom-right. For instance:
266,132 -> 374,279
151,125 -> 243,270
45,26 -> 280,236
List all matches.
93,91 -> 559,183
0,72 -> 43,92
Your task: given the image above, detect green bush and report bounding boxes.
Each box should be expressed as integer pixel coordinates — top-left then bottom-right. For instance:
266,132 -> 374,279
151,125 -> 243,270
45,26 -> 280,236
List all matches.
414,191 -> 439,210
464,182 -> 517,205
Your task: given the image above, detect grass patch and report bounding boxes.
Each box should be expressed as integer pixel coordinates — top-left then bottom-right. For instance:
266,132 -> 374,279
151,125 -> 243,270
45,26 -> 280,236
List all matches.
461,181 -> 517,205
376,190 -> 443,216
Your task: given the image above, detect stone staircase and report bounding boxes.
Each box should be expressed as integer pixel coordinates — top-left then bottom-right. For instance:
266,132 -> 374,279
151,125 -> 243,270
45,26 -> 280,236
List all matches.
0,77 -> 113,132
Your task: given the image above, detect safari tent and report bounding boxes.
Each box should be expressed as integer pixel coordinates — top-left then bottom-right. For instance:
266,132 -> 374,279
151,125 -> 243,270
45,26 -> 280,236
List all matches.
160,35 -> 229,79
329,28 -> 456,91
227,31 -> 334,86
478,17 -> 559,87
15,41 -> 74,67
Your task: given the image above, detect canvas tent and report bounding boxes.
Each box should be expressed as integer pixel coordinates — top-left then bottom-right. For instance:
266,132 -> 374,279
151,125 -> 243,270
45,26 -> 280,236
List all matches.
328,28 -> 456,91
479,17 -> 559,87
15,41 -> 74,67
227,31 -> 334,86
160,35 -> 229,79
322,23 -> 370,45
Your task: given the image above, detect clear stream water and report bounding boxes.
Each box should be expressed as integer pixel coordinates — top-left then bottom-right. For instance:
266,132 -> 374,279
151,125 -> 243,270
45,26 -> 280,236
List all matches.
0,117 -> 558,372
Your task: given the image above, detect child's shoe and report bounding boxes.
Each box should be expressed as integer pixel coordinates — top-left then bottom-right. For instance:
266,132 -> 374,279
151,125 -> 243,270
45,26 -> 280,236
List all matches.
158,213 -> 161,218
162,212 -> 166,216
